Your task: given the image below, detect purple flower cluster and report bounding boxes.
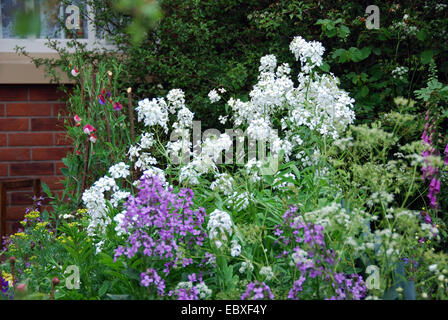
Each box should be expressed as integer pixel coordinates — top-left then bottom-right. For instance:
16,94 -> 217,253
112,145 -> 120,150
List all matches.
114,175 -> 207,287
329,273 -> 366,300
1,275 -> 9,294
168,274 -> 204,300
421,110 -> 445,209
140,268 -> 165,296
287,275 -> 306,299
275,206 -> 367,300
241,281 -> 275,300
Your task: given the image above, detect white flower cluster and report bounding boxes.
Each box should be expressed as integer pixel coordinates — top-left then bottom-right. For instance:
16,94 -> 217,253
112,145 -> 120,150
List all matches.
290,248 -> 313,267
294,202 -> 369,233
208,89 -> 221,103
227,191 -> 253,212
239,261 -> 254,274
289,36 -> 325,74
259,266 -> 274,281
109,162 -> 131,179
230,239 -> 242,257
226,35 -> 355,165
207,209 -> 233,248
135,97 -> 169,133
179,133 -> 232,185
272,172 -> 296,190
210,173 -> 235,196
366,191 -> 394,207
135,89 -> 191,134
175,281 -> 212,299
391,66 -> 408,81
208,88 -> 226,103
82,176 -> 118,236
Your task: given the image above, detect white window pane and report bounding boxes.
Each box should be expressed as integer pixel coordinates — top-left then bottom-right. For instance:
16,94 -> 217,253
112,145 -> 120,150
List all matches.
0,0 -> 88,39
1,0 -> 24,38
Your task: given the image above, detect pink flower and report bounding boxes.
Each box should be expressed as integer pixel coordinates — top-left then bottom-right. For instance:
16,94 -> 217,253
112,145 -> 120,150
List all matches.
83,124 -> 96,134
113,102 -> 123,112
71,66 -> 79,77
98,94 -> 106,105
74,114 -> 82,127
89,133 -> 97,143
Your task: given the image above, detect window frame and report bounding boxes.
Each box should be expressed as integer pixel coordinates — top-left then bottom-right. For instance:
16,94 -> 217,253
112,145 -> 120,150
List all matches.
0,1 -> 115,53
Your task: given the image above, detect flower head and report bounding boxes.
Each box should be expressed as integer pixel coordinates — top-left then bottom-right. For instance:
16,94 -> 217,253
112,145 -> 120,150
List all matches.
83,124 -> 96,135
113,102 -> 123,112
71,66 -> 79,77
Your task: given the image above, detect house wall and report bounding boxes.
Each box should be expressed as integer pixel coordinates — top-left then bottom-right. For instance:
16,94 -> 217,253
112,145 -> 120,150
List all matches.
0,84 -> 72,235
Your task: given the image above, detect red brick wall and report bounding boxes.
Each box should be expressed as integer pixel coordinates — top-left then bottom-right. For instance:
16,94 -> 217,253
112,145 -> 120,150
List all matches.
0,84 -> 72,235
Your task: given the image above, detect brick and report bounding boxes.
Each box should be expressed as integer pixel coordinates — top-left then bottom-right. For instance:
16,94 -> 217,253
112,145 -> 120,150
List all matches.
7,221 -> 24,235
8,133 -> 53,146
0,148 -> 30,161
0,133 -> 6,146
55,161 -> 67,175
40,176 -> 65,189
31,118 -> 66,131
32,147 -> 72,161
0,104 -> 4,117
29,85 -> 66,101
0,118 -> 29,131
55,132 -> 72,146
0,86 -> 27,101
0,163 -> 7,176
6,103 -> 52,117
10,162 -> 54,176
53,103 -> 69,117
6,206 -> 28,220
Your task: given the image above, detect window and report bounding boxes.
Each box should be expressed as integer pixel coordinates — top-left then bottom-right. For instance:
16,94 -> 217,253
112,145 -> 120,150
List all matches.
0,0 -> 113,52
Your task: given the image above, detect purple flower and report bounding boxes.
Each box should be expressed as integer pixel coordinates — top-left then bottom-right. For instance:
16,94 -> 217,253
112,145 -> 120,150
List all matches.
98,94 -> 106,105
241,281 -> 275,300
140,268 -> 165,296
113,102 -> 123,112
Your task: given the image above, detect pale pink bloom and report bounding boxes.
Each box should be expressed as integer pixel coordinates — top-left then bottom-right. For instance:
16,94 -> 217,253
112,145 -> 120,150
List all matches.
83,124 -> 95,134
71,66 -> 79,77
89,133 -> 97,143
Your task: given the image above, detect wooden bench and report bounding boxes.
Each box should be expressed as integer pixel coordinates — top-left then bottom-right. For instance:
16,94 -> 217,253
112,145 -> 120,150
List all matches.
0,179 -> 41,241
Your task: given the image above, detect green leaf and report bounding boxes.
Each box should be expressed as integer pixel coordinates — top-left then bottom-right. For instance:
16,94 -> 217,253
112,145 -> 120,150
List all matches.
106,294 -> 129,300
360,86 -> 369,97
348,47 -> 362,62
337,25 -> 350,38
41,182 -> 53,198
99,281 -> 110,297
319,62 -> 330,72
417,30 -> 427,41
421,50 -> 434,64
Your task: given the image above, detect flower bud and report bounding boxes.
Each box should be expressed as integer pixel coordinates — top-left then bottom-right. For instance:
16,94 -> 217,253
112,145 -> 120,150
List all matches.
52,277 -> 60,286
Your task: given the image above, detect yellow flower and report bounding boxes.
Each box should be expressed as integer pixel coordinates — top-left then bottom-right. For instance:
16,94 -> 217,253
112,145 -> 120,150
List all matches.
30,256 -> 37,261
77,208 -> 88,214
8,243 -> 17,252
68,222 -> 79,228
1,271 -> 13,287
34,221 -> 49,230
56,235 -> 73,244
24,268 -> 32,275
24,211 -> 40,220
11,232 -> 28,240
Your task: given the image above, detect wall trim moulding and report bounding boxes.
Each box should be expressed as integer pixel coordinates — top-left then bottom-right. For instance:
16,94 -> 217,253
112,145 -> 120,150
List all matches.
0,52 -> 72,84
